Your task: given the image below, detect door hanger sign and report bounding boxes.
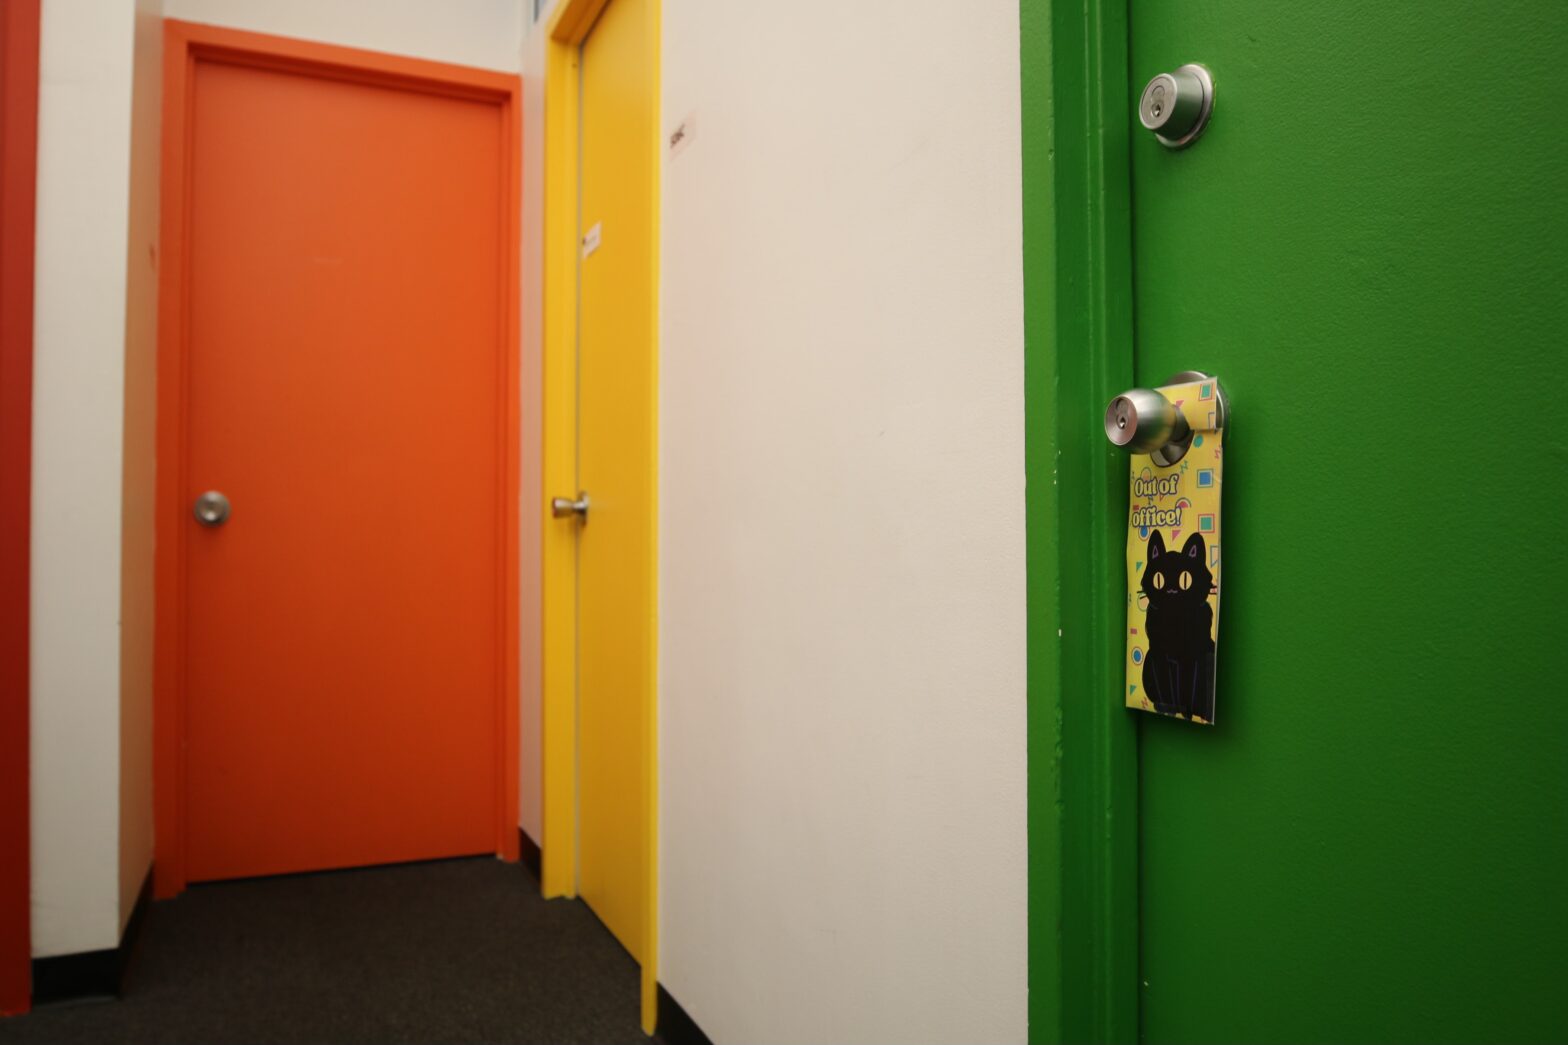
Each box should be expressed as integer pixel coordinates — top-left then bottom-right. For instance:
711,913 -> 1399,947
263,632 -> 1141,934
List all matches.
1105,374 -> 1228,725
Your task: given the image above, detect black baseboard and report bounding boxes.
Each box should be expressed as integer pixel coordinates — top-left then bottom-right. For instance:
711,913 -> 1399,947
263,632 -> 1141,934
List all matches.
517,826 -> 542,882
30,867 -> 151,1006
656,984 -> 714,1045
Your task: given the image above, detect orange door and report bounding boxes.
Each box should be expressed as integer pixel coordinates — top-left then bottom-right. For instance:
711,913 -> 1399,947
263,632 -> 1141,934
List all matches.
177,45 -> 514,882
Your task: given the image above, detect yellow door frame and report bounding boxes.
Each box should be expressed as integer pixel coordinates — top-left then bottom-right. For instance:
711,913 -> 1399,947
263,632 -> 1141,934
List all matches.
540,0 -> 660,1032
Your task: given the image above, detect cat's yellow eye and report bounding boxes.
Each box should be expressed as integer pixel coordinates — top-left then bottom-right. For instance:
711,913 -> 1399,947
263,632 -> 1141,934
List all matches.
1153,572 -> 1165,589
1179,571 -> 1193,590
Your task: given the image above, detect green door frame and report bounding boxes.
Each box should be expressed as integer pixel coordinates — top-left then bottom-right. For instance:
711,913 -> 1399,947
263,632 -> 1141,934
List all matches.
1021,0 -> 1139,1041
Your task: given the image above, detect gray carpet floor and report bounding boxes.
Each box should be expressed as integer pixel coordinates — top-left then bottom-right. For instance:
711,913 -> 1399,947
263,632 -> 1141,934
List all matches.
0,858 -> 648,1044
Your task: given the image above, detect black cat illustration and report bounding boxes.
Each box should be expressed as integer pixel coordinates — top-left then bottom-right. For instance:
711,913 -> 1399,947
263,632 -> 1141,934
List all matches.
1141,530 -> 1216,721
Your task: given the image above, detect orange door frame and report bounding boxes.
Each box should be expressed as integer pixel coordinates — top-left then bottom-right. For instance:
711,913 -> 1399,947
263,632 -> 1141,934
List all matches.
153,21 -> 522,897
0,0 -> 40,1017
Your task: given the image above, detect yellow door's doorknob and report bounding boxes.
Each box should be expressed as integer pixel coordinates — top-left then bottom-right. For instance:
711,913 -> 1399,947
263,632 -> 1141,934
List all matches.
551,492 -> 589,522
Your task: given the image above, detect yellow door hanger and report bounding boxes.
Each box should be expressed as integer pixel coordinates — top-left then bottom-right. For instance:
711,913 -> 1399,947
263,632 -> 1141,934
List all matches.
1119,376 -> 1226,724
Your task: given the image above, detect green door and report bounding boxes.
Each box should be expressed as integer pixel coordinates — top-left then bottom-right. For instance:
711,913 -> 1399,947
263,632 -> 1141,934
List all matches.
1128,5 -> 1565,1042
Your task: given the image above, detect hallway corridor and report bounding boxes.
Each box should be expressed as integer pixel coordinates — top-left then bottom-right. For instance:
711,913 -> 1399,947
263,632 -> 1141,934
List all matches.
0,860 -> 646,1044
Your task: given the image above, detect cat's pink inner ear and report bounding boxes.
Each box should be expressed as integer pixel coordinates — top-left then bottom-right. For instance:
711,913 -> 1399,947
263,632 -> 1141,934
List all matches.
1188,544 -> 1199,557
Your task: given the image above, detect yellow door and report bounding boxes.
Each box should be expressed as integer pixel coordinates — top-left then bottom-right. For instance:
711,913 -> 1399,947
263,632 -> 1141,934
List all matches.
575,0 -> 655,965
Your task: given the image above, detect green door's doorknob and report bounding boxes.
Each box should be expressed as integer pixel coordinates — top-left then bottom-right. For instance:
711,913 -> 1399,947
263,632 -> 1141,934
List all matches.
1106,387 -> 1190,459
1138,64 -> 1214,148
1106,371 -> 1226,466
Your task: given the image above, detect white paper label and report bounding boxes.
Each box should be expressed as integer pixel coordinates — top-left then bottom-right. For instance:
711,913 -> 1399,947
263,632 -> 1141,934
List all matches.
582,222 -> 602,258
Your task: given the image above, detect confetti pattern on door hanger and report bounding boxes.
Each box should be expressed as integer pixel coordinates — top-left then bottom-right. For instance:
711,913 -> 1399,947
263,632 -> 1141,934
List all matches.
1125,378 -> 1223,724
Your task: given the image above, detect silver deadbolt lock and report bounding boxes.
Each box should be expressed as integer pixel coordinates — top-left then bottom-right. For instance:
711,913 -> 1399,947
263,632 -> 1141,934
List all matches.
1139,64 -> 1213,148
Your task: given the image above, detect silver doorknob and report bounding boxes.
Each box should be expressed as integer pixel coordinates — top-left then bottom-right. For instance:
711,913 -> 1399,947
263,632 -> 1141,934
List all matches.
1138,64 -> 1213,148
1106,371 -> 1227,466
193,490 -> 231,527
1106,388 -> 1191,459
551,492 -> 589,522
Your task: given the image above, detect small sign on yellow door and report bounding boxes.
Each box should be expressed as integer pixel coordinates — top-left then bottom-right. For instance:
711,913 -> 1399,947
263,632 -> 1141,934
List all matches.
1124,378 -> 1224,724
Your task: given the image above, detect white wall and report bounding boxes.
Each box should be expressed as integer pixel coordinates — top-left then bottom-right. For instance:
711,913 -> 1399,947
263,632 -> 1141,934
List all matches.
517,11 -> 548,846
162,0 -> 524,72
657,2 -> 1028,1042
31,0 -> 140,957
119,0 -> 162,929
